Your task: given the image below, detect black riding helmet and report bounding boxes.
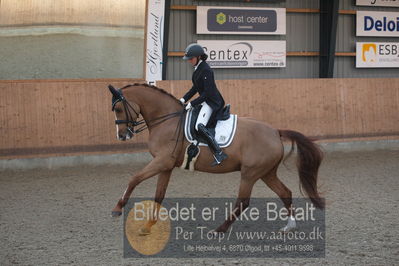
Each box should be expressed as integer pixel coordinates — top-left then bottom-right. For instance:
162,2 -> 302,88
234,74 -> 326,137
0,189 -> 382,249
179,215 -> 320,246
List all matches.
182,43 -> 205,60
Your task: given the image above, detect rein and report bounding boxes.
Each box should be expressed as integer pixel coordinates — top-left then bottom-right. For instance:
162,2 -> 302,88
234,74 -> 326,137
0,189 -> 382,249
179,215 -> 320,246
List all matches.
132,110 -> 184,134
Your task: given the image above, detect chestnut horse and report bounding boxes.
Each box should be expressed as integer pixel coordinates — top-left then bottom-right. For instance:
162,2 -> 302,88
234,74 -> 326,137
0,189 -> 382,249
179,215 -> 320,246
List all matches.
108,83 -> 324,234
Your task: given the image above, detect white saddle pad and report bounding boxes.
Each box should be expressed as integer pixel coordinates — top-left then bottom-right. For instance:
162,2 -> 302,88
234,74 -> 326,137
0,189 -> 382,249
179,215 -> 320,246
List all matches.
184,108 -> 238,148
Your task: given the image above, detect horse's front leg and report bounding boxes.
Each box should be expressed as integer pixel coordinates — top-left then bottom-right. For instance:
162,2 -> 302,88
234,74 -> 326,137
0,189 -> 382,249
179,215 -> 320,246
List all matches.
138,170 -> 172,235
111,158 -> 172,217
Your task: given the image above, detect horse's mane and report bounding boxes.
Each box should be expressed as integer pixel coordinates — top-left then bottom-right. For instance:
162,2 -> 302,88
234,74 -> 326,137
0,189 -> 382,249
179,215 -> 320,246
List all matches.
121,83 -> 182,105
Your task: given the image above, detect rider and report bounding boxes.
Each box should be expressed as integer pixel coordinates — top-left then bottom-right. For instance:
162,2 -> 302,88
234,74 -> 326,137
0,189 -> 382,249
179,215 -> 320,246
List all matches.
180,43 -> 228,166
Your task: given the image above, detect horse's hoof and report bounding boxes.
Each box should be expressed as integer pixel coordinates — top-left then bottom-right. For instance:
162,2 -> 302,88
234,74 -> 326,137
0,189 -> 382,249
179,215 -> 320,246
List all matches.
280,216 -> 297,233
212,231 -> 224,238
279,226 -> 296,234
138,227 -> 151,236
213,227 -> 227,237
111,211 -> 122,217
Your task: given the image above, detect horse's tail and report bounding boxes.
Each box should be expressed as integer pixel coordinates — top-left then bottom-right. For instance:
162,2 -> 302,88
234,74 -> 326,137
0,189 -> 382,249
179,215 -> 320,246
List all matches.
278,129 -> 325,209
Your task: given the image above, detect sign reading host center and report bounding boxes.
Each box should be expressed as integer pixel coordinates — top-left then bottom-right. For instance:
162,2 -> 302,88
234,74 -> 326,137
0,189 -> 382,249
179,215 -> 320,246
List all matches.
197,6 -> 286,35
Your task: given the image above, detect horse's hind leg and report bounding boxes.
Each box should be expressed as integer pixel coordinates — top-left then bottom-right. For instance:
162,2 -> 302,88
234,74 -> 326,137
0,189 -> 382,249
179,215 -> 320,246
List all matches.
261,168 -> 296,232
215,175 -> 257,233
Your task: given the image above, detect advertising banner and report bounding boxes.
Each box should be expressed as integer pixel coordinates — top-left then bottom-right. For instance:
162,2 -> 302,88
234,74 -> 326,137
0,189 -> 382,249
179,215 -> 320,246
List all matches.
124,198 -> 326,258
197,6 -> 286,35
197,40 -> 286,68
145,0 -> 165,84
356,11 -> 399,37
356,42 -> 399,67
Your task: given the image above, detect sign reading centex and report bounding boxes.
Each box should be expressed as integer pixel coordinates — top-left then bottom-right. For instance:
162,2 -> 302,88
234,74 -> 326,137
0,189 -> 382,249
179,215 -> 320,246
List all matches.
197,40 -> 286,68
356,0 -> 399,7
197,6 -> 286,35
357,11 -> 399,37
356,42 -> 399,68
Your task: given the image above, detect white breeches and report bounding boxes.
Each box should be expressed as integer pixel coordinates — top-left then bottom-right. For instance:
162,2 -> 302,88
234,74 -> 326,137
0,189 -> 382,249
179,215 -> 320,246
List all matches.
195,102 -> 213,130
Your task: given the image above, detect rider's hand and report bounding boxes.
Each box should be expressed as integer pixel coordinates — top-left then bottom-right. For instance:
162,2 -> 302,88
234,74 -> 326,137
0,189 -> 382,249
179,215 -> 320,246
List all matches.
179,98 -> 185,104
185,102 -> 192,110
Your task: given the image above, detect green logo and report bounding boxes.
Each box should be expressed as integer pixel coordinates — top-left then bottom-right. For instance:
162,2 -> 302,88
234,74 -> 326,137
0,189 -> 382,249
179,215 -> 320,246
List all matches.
216,12 -> 226,25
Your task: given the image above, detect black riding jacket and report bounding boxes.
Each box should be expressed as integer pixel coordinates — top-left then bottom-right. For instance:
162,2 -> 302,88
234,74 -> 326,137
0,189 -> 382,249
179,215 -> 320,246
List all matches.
182,61 -> 225,127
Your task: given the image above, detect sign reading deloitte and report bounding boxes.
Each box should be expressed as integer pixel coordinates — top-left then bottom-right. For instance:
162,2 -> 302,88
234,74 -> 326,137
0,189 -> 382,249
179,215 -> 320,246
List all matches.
197,6 -> 286,35
197,40 -> 286,68
357,11 -> 399,37
356,42 -> 399,68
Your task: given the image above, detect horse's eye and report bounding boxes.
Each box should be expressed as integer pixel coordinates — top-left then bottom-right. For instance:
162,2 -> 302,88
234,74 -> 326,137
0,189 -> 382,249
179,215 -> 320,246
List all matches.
114,108 -> 122,114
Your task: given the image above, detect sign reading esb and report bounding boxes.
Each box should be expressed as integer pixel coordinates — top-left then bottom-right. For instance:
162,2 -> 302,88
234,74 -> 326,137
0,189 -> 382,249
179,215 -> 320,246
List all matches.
356,42 -> 399,68
356,0 -> 399,7
197,40 -> 286,68
357,11 -> 399,37
197,6 -> 286,35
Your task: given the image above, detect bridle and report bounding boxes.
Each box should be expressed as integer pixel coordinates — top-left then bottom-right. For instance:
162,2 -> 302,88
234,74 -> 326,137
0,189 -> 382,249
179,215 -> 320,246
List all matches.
109,85 -> 184,138
111,89 -> 145,136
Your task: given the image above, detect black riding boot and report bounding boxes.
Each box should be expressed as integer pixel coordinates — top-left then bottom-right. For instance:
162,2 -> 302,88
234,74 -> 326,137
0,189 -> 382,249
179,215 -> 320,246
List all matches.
197,124 -> 228,166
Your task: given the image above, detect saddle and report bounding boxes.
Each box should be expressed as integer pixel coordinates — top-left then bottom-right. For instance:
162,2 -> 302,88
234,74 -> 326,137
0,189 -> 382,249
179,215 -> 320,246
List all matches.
181,104 -> 237,171
184,104 -> 238,148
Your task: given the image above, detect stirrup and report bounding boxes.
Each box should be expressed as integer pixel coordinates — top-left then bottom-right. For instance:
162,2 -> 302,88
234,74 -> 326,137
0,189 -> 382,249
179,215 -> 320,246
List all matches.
211,152 -> 228,166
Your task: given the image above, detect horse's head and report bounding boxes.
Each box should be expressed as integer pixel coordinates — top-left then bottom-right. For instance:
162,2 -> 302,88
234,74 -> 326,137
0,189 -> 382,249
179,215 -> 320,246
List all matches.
108,85 -> 142,141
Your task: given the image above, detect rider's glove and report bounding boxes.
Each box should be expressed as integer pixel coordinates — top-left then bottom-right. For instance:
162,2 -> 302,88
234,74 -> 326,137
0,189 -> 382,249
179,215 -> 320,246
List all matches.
185,102 -> 192,110
179,98 -> 185,104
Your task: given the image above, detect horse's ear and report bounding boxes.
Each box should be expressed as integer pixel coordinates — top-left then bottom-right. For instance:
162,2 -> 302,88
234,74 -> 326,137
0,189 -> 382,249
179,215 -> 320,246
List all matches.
108,85 -> 120,98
